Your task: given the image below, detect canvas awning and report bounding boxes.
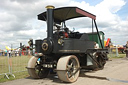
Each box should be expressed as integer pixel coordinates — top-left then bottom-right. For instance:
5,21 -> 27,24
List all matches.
38,7 -> 96,23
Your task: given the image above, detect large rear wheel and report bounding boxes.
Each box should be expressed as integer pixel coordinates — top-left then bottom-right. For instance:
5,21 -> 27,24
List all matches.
57,55 -> 80,83
27,56 -> 49,79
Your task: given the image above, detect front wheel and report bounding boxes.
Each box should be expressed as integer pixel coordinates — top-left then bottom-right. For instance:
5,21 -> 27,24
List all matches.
27,56 -> 49,79
57,55 -> 80,83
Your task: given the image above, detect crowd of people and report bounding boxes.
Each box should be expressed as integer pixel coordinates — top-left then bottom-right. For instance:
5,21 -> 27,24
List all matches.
0,49 -> 32,57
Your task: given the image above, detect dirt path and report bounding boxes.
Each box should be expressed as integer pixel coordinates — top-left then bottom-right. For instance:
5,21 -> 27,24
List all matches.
1,58 -> 128,85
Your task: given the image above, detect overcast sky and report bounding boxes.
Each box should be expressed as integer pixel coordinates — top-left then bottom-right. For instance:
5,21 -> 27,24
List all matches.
0,0 -> 128,49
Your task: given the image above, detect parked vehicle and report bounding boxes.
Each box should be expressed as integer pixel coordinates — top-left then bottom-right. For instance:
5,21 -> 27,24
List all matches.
27,6 -> 108,83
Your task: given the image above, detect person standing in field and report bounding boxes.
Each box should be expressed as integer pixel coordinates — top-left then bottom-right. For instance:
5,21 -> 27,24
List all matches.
125,41 -> 128,58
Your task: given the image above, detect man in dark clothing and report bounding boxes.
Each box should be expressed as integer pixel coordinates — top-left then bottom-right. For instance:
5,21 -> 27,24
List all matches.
125,41 -> 128,58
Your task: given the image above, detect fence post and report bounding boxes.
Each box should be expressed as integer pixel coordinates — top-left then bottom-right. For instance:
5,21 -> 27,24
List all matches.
4,51 -> 15,79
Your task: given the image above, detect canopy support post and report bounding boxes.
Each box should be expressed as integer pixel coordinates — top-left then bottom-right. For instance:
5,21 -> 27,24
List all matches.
94,20 -> 103,49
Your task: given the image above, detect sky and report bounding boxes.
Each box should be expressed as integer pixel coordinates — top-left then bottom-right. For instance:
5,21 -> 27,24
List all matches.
0,0 -> 128,49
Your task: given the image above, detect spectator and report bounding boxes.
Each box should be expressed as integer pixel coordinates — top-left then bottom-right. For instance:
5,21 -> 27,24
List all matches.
94,42 -> 99,49
19,50 -> 21,56
8,50 -> 11,57
2,50 -> 3,56
8,50 -> 12,67
14,50 -> 16,57
125,41 -> 128,58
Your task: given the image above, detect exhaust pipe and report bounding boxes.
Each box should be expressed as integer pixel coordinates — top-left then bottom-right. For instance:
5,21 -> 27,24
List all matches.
46,5 -> 55,39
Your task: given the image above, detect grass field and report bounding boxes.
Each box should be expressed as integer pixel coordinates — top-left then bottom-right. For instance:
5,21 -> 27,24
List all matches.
0,53 -> 126,83
108,53 -> 126,58
0,55 -> 31,83
0,71 -> 29,83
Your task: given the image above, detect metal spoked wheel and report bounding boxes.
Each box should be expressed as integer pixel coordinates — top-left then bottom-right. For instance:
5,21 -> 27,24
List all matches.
57,55 -> 80,83
27,56 -> 49,79
97,53 -> 106,69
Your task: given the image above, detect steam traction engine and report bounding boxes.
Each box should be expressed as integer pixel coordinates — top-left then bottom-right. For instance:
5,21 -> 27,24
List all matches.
27,6 -> 108,82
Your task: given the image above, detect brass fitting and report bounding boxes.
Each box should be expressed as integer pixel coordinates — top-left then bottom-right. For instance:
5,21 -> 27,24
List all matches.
46,5 -> 55,9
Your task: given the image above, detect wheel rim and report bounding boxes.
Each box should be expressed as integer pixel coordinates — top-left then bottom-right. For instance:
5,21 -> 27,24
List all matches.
67,58 -> 78,78
57,55 -> 80,82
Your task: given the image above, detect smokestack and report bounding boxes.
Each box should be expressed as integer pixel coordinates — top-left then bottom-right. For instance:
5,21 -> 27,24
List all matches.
46,5 -> 55,39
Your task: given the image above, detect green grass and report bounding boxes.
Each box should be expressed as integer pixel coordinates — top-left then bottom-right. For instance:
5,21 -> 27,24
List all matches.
0,71 -> 29,83
108,53 -> 126,59
0,56 -> 31,83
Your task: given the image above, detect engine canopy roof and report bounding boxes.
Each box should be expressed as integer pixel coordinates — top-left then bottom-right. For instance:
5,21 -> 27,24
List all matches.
38,7 -> 96,24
